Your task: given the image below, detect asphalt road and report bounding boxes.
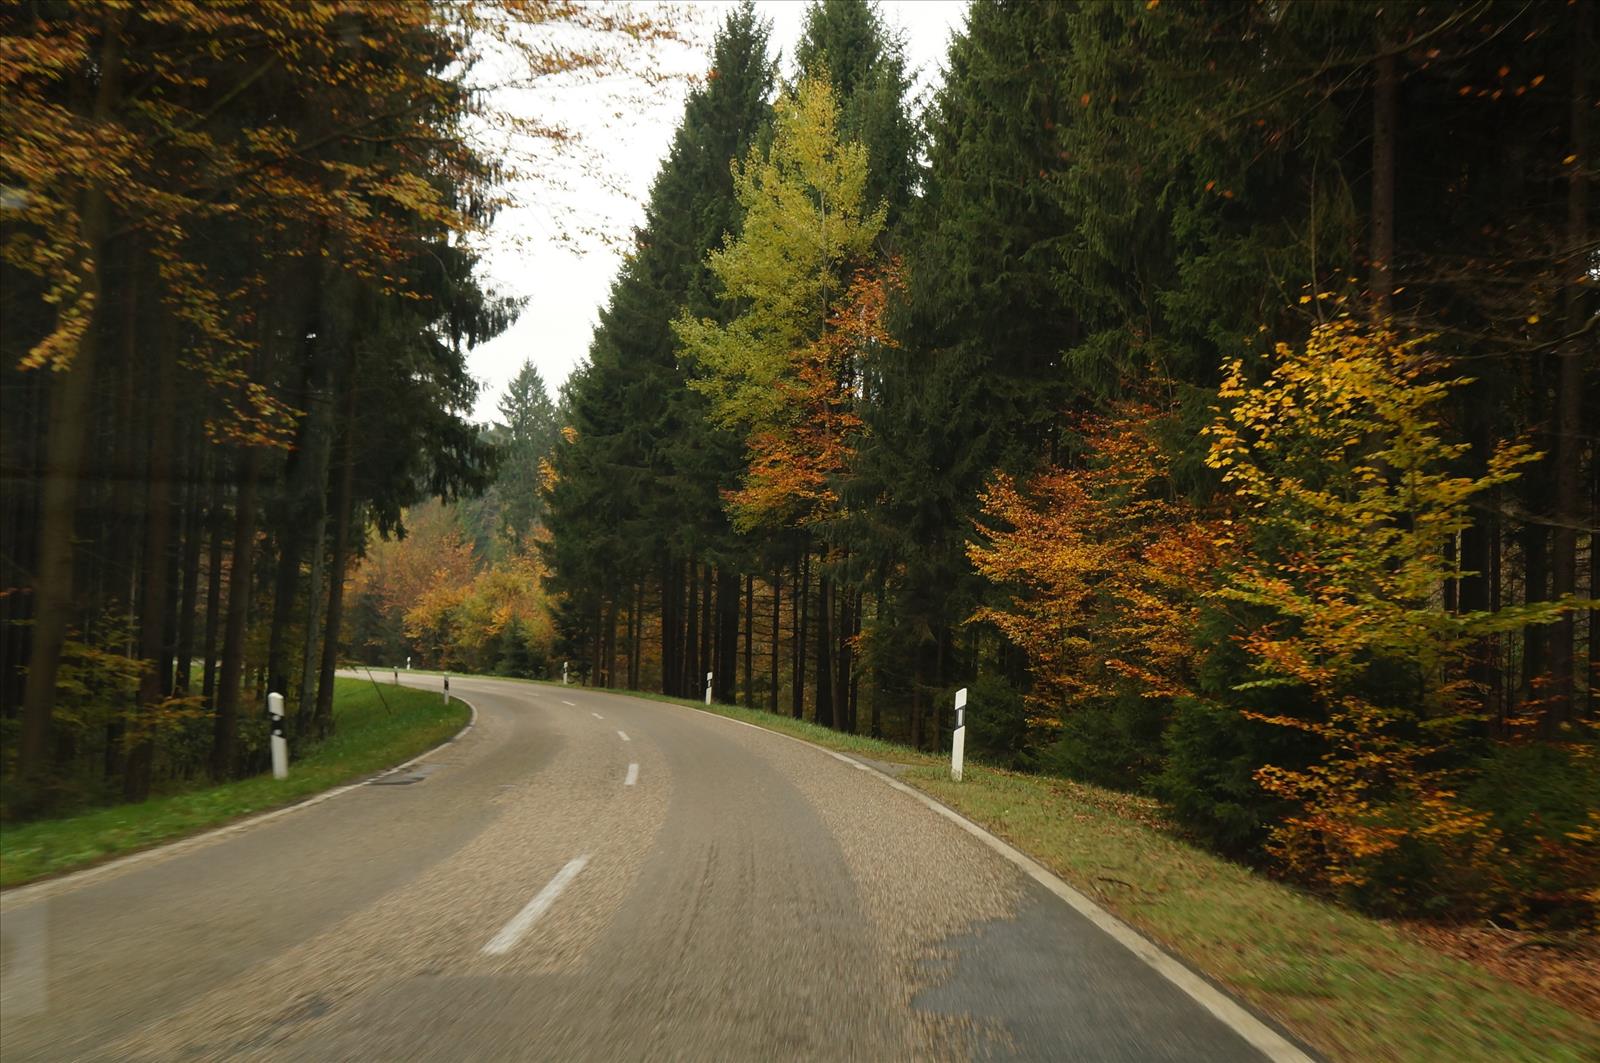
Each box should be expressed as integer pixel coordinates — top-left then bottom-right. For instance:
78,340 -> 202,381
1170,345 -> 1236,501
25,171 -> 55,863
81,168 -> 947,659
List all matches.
1,675 -> 1289,1061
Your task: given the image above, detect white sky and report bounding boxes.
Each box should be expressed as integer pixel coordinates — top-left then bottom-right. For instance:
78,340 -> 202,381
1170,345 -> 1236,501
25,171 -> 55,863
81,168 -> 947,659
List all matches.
465,0 -> 968,422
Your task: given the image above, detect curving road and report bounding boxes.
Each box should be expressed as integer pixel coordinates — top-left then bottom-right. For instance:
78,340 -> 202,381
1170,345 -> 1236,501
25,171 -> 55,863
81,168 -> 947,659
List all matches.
1,674 -> 1300,1061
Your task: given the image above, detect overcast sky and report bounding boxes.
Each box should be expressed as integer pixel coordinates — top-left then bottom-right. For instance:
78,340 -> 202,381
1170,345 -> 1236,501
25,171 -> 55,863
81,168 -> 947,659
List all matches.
464,0 -> 967,422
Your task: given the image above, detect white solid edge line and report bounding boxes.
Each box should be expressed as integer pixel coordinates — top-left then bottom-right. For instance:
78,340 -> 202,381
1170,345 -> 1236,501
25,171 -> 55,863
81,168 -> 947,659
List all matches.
616,730 -> 630,742
3,677 -> 481,908
482,855 -> 589,956
667,704 -> 1313,1063
624,762 -> 639,787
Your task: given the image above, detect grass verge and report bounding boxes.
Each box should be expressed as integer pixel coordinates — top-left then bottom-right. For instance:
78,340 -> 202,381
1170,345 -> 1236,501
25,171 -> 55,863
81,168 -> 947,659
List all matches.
0,678 -> 469,889
598,684 -> 1600,1062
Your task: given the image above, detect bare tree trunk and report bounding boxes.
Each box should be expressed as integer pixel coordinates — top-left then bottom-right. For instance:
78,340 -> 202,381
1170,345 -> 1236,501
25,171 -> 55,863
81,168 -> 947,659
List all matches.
660,563 -> 678,695
312,382 -> 359,739
743,573 -> 754,707
794,543 -> 809,719
295,518 -> 327,722
606,595 -> 619,688
265,527 -> 302,702
1370,44 -> 1397,317
630,581 -> 642,689
684,559 -> 698,698
769,567 -> 780,712
200,474 -> 226,707
1591,438 -> 1599,716
1545,0 -> 1592,735
870,584 -> 884,738
716,566 -> 738,702
124,304 -> 178,801
910,657 -> 925,750
211,446 -> 260,780
17,9 -> 125,798
844,589 -> 857,730
174,432 -> 205,694
815,571 -> 834,729
700,564 -> 713,691
834,582 -> 852,732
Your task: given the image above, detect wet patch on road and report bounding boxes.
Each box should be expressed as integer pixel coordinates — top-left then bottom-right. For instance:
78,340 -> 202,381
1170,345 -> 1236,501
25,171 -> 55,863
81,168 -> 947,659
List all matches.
913,881 -> 1265,1061
369,763 -> 444,786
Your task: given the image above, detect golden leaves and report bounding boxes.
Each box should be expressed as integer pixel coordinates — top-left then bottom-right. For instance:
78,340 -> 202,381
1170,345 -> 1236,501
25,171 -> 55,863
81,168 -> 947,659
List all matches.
970,402 -> 1227,721
1202,319 -> 1575,892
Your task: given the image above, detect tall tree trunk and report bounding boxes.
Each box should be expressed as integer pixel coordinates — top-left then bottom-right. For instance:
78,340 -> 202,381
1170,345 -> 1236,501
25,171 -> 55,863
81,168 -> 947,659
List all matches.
834,583 -> 853,732
716,566 -> 738,702
709,576 -> 720,697
265,527 -> 302,702
848,589 -> 862,733
1370,44 -> 1397,317
312,381 -> 359,739
201,474 -> 227,706
1590,440 -> 1599,717
211,446 -> 260,780
769,567 -> 781,712
629,581 -> 642,689
815,571 -> 834,728
660,563 -> 678,695
1545,0 -> 1592,735
173,433 -> 205,694
793,543 -> 809,718
684,559 -> 698,699
124,302 -> 178,801
296,519 -> 327,728
606,595 -> 619,688
700,564 -> 713,693
17,9 -> 125,796
1522,519 -> 1551,707
910,655 -> 925,750
743,573 -> 754,707
870,583 -> 885,738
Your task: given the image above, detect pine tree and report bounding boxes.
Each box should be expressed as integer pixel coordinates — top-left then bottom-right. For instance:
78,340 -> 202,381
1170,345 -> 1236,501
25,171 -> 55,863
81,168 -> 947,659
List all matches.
793,0 -> 919,227
544,3 -> 775,696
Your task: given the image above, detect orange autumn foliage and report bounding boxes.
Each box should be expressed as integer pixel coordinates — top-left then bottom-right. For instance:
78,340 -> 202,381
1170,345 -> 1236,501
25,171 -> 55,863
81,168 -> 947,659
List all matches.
968,404 -> 1229,732
728,261 -> 901,531
1205,321 -> 1583,898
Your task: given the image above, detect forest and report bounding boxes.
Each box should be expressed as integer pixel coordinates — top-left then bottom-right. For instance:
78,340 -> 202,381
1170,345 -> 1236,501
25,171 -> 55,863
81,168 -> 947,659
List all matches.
2,0 -> 1595,929
536,0 -> 1598,923
0,2 -> 656,805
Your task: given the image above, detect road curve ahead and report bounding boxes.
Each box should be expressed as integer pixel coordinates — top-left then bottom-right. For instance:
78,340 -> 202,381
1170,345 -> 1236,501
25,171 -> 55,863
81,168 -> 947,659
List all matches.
1,675 -> 1287,1061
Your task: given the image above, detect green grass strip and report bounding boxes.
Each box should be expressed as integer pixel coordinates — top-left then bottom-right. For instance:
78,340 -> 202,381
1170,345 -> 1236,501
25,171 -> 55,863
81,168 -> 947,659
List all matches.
0,678 -> 468,889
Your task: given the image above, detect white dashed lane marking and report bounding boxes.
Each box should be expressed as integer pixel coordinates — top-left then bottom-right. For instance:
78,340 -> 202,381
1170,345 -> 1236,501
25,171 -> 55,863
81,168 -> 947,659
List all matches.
482,856 -> 590,956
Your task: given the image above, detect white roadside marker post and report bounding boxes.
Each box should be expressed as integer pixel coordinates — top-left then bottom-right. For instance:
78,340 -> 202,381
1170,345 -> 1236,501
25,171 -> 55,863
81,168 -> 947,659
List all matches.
705,670 -> 713,705
951,687 -> 968,782
406,656 -> 411,670
268,692 -> 289,780
563,660 -> 569,686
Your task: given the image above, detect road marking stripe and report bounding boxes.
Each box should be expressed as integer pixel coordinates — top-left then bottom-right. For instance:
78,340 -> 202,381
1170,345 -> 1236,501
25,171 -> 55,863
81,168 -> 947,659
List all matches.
482,856 -> 589,956
616,730 -> 630,742
591,712 -> 603,719
561,699 -> 576,706
624,763 -> 639,786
